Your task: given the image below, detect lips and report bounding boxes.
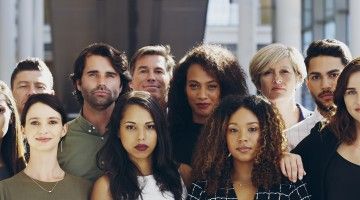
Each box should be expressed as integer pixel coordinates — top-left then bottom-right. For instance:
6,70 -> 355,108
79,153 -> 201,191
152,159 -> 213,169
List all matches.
93,90 -> 110,97
135,144 -> 149,151
271,87 -> 285,91
196,103 -> 210,110
35,137 -> 52,143
236,146 -> 252,153
143,85 -> 159,92
318,92 -> 333,101
355,108 -> 360,112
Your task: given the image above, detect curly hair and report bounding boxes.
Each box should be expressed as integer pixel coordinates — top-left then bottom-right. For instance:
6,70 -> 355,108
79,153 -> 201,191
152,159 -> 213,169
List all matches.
191,95 -> 286,194
0,81 -> 26,175
329,57 -> 360,144
168,44 -> 248,150
97,91 -> 183,200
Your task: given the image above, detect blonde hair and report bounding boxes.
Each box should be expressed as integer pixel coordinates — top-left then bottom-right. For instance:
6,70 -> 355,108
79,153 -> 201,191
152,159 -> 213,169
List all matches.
249,43 -> 306,90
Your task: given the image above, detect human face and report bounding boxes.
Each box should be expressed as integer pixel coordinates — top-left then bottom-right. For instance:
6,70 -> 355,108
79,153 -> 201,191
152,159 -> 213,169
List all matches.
344,71 -> 360,127
119,104 -> 157,164
0,94 -> 12,138
259,58 -> 297,101
22,102 -> 67,152
186,64 -> 221,124
130,55 -> 170,103
77,55 -> 121,110
306,56 -> 344,111
226,107 -> 260,163
12,70 -> 54,114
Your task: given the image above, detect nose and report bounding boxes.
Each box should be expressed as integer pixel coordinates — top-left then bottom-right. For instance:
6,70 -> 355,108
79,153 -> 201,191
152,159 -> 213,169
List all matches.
237,131 -> 248,142
138,128 -> 146,141
39,124 -> 49,135
273,73 -> 283,84
27,85 -> 37,96
198,87 -> 207,100
147,71 -> 156,82
320,77 -> 331,89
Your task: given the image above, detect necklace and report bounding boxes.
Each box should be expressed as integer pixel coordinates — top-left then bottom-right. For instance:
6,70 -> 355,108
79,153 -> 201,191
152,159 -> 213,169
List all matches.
27,175 -> 62,193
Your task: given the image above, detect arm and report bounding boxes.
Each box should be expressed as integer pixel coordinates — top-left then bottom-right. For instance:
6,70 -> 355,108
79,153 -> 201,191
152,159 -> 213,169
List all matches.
91,175 -> 112,200
179,163 -> 193,188
280,152 -> 305,183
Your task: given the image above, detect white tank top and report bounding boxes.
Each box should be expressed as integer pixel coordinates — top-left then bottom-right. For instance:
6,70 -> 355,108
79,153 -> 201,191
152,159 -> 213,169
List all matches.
137,175 -> 187,200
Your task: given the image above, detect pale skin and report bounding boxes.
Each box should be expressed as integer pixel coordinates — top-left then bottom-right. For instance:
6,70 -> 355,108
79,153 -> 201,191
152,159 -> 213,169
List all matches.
259,58 -> 300,129
22,102 -> 67,182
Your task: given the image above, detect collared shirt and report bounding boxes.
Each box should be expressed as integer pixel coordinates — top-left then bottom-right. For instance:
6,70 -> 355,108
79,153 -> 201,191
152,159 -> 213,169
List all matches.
58,114 -> 108,182
286,107 -> 325,150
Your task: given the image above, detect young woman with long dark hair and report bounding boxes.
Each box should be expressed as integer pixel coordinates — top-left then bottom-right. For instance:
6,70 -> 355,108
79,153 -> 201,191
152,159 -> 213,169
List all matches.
92,91 -> 187,200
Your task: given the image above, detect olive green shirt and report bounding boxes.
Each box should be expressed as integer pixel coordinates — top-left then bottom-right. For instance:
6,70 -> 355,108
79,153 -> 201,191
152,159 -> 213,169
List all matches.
0,171 -> 92,200
57,115 -> 108,182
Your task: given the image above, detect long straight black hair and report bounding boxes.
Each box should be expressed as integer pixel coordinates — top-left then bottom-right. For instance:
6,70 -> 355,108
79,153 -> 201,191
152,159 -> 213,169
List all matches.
97,91 -> 183,200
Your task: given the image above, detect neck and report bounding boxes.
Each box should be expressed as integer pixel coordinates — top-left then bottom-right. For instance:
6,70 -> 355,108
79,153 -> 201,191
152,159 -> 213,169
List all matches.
317,105 -> 336,121
231,159 -> 253,185
82,102 -> 115,135
271,97 -> 298,129
25,149 -> 64,181
133,158 -> 152,176
192,114 -> 206,125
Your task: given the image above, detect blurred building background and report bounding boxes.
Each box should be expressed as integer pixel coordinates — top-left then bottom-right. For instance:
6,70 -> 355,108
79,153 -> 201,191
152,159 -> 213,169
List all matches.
1,0 -> 360,113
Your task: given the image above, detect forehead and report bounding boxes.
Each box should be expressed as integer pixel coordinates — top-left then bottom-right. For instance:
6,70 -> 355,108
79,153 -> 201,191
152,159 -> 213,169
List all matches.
308,56 -> 344,73
83,55 -> 117,73
26,102 -> 61,119
347,71 -> 360,87
134,55 -> 166,70
121,104 -> 153,122
186,64 -> 217,81
266,58 -> 293,70
13,70 -> 52,86
229,107 -> 259,124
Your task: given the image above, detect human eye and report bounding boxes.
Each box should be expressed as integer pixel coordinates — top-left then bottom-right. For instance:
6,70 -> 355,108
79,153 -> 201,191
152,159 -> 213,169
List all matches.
155,69 -> 165,75
309,75 -> 320,81
329,73 -> 339,79
345,89 -> 357,96
0,107 -> 5,114
146,123 -> 156,130
30,120 -> 40,126
36,84 -> 46,90
107,73 -> 117,78
188,83 -> 199,90
248,126 -> 259,133
227,126 -> 238,134
88,72 -> 97,77
49,120 -> 59,125
262,70 -> 272,76
208,83 -> 219,90
125,124 -> 136,131
280,69 -> 290,74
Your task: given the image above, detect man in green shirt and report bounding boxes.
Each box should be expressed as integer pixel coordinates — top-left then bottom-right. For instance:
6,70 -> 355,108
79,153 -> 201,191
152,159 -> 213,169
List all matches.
58,43 -> 130,181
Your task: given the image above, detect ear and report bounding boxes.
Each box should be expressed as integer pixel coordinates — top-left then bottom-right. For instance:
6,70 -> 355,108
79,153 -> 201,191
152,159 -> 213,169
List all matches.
50,89 -> 55,95
61,124 -> 68,137
76,80 -> 82,92
21,126 -> 26,138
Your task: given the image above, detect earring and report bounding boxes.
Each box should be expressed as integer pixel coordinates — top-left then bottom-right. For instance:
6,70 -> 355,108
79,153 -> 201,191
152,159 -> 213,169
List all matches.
227,153 -> 232,158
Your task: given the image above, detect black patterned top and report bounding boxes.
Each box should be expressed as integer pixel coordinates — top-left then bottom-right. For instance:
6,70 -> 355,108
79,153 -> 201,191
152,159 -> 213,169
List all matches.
187,180 -> 311,200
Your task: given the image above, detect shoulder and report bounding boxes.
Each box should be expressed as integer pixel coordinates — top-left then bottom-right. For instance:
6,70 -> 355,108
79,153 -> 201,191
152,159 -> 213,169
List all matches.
178,163 -> 192,187
65,173 -> 92,187
297,104 -> 313,119
91,175 -> 112,200
258,180 -> 310,199
187,180 -> 207,197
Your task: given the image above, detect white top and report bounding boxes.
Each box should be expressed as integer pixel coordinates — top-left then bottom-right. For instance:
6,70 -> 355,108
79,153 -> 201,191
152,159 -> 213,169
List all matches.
285,107 -> 325,150
137,175 -> 187,200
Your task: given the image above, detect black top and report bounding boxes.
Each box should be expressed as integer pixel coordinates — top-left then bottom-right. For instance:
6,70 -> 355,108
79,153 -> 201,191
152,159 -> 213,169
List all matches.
291,122 -> 339,200
172,122 -> 203,165
325,152 -> 360,200
187,180 -> 311,200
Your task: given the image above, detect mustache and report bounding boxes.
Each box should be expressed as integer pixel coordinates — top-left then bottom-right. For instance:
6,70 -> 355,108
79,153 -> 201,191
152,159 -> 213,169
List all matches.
90,85 -> 111,93
318,90 -> 333,97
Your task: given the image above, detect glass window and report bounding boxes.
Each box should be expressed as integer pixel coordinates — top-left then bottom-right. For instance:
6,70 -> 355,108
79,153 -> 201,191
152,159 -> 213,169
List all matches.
259,0 -> 272,25
324,21 -> 336,38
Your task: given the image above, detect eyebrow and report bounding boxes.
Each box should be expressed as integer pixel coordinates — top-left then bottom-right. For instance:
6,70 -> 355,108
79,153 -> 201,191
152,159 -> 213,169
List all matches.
308,69 -> 341,76
28,116 -> 61,121
228,122 -> 259,126
187,80 -> 218,84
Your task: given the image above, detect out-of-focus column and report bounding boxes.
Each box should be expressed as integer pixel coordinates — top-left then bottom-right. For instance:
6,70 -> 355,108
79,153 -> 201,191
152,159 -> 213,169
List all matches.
34,0 -> 44,59
0,0 -> 17,84
349,0 -> 360,57
18,0 -> 34,59
238,0 -> 257,94
274,0 -> 301,51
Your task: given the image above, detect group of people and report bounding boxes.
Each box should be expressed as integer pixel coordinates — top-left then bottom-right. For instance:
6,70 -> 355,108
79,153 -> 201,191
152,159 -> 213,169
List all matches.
0,38 -> 358,200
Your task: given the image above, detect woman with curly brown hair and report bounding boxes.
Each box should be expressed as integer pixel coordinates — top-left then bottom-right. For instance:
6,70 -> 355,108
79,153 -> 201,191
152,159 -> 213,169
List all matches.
168,44 -> 248,165
187,95 -> 310,199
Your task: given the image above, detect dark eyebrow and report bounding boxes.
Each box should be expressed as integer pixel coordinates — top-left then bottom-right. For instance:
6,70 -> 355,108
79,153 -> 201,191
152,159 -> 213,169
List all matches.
136,66 -> 148,70
327,69 -> 341,74
86,70 -> 99,74
124,121 -> 136,124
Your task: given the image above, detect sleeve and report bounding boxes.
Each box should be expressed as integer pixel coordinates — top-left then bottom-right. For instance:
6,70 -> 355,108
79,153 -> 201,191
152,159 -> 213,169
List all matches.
289,180 -> 311,200
186,181 -> 207,200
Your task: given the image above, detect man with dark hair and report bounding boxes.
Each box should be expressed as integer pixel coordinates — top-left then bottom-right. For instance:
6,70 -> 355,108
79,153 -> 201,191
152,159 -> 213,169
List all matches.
286,39 -> 352,149
11,58 -> 54,114
58,43 -> 130,181
129,45 -> 175,107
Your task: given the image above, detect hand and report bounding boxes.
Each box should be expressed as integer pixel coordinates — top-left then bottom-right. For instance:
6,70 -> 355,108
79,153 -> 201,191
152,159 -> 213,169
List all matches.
280,152 -> 306,182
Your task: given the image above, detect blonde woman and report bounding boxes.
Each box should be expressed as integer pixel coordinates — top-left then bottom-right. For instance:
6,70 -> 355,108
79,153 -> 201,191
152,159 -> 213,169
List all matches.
249,43 -> 311,130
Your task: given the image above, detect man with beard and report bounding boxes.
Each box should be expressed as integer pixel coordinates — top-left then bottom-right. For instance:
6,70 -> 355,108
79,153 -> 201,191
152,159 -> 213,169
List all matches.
58,43 -> 130,181
286,39 -> 352,150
